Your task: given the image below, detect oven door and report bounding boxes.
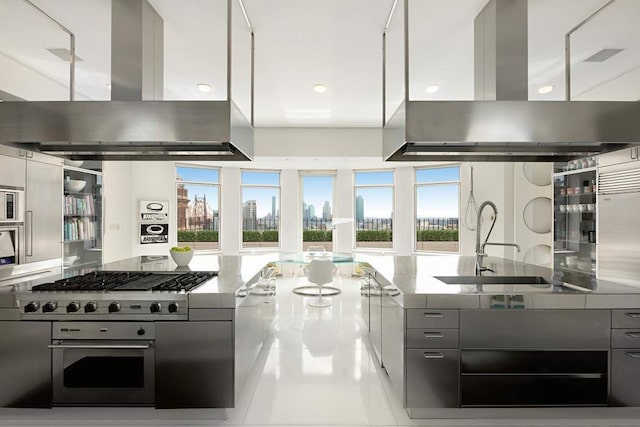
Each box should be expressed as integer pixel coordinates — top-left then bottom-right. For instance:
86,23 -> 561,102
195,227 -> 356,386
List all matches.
50,340 -> 154,406
0,226 -> 23,267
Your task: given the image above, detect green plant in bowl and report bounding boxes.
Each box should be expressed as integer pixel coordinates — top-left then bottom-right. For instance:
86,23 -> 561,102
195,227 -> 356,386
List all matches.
170,246 -> 194,266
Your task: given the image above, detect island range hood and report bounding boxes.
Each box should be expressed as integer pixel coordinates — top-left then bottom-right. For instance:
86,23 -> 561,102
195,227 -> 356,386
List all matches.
384,0 -> 640,162
0,0 -> 253,161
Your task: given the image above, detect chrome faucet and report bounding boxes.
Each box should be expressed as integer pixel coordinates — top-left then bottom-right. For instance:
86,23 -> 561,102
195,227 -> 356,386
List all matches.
475,201 -> 521,275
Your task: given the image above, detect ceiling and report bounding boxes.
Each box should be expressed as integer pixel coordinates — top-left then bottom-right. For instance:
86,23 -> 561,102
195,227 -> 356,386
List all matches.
0,0 -> 639,128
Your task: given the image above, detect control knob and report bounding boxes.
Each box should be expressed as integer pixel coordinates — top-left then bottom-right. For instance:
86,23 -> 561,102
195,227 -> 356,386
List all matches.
108,302 -> 121,313
24,302 -> 40,313
66,302 -> 80,313
149,302 -> 162,313
168,302 -> 179,313
84,302 -> 97,313
42,302 -> 57,313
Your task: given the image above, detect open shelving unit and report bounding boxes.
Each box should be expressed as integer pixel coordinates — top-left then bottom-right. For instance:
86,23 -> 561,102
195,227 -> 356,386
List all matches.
553,160 -> 597,278
62,160 -> 103,271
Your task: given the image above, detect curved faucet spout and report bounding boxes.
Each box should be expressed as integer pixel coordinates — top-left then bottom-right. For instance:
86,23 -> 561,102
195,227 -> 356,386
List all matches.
475,201 -> 498,255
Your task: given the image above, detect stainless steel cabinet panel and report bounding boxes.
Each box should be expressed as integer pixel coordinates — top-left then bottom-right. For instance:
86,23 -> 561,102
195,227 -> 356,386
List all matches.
611,349 -> 640,406
406,349 -> 459,408
407,309 -> 459,329
381,285 -> 405,405
612,310 -> 640,329
0,321 -> 51,408
599,193 -> 640,285
598,147 -> 639,168
26,159 -> 62,263
369,276 -> 382,364
0,154 -> 26,189
156,321 -> 234,408
460,310 -> 610,348
612,329 -> 640,348
406,329 -> 459,349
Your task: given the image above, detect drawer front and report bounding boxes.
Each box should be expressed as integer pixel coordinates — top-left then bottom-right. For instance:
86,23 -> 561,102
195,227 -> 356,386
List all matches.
612,329 -> 640,348
611,349 -> 640,407
407,309 -> 458,329
612,310 -> 640,329
460,310 -> 610,349
406,329 -> 459,349
406,349 -> 459,408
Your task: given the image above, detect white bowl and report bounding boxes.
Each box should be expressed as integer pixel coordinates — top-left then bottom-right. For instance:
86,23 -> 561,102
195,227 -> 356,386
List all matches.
170,249 -> 194,267
64,179 -> 86,192
64,160 -> 84,167
63,255 -> 79,266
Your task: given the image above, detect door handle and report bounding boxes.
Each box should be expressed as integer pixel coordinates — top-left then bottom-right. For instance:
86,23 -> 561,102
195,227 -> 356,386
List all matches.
625,332 -> 640,338
48,344 -> 151,350
423,352 -> 444,359
26,210 -> 33,256
423,313 -> 444,318
423,332 -> 444,338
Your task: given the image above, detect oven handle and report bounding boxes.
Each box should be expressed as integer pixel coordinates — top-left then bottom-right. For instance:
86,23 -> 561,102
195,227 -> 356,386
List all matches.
48,344 -> 151,350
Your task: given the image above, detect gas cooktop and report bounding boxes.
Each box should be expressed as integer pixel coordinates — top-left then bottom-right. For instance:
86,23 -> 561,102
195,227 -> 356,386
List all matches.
32,271 -> 218,293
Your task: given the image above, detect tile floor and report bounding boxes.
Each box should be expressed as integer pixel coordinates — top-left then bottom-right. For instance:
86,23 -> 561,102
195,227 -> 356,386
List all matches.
1,273 -> 640,426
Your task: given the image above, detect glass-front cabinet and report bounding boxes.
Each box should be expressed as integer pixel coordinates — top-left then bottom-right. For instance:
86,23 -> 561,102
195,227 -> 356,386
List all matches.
62,160 -> 102,272
553,157 -> 598,278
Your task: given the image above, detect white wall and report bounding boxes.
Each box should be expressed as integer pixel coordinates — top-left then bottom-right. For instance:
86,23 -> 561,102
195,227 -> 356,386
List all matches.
102,162 -> 133,263
221,168 -> 241,254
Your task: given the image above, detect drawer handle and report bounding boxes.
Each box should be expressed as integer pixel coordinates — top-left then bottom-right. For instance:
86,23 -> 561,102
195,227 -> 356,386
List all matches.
625,352 -> 640,359
625,332 -> 640,339
423,332 -> 444,338
625,313 -> 640,318
423,352 -> 444,359
423,313 -> 444,318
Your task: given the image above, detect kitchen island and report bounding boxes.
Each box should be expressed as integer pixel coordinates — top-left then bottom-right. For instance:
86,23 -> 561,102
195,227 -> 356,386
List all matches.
0,254 -> 276,413
357,254 -> 640,418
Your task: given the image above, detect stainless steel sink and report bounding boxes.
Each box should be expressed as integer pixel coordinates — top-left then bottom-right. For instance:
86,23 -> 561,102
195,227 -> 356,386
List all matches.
434,276 -> 551,285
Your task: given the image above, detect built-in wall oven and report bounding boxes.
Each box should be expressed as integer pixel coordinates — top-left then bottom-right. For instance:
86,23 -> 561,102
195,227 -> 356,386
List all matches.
0,187 -> 24,268
49,322 -> 155,406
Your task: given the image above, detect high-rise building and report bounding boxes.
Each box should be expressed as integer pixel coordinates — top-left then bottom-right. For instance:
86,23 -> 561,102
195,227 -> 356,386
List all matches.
243,200 -> 257,230
271,196 -> 276,219
308,204 -> 315,219
355,195 -> 364,222
303,202 -> 308,220
322,201 -> 331,221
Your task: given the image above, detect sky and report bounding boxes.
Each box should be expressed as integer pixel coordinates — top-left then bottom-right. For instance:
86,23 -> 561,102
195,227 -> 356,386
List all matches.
177,166 -> 460,219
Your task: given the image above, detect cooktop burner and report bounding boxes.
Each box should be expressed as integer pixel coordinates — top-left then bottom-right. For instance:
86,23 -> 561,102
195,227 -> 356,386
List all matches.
32,271 -> 217,292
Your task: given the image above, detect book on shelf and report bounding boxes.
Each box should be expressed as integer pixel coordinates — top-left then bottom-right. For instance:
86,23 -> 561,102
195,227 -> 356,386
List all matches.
64,194 -> 96,216
64,217 -> 97,241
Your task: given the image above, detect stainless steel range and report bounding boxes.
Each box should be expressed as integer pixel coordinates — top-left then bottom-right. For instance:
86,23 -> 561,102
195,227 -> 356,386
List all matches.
20,271 -> 217,321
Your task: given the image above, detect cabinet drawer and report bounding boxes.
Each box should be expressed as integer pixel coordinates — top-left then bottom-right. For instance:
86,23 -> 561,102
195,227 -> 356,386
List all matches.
407,309 -> 458,329
406,349 -> 459,408
611,349 -> 640,407
406,329 -> 459,349
612,329 -> 640,348
612,310 -> 640,329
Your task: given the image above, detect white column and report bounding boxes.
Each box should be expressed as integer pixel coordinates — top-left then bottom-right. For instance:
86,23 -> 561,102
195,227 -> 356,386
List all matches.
334,169 -> 354,253
221,167 -> 241,254
280,169 -> 300,252
394,167 -> 414,255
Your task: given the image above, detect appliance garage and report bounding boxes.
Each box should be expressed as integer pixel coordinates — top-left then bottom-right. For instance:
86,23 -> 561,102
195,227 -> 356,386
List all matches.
0,257 -> 275,410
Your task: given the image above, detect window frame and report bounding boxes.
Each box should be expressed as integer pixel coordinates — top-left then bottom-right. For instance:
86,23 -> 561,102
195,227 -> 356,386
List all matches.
414,164 -> 461,254
353,169 -> 395,252
175,163 -> 221,253
240,169 -> 281,251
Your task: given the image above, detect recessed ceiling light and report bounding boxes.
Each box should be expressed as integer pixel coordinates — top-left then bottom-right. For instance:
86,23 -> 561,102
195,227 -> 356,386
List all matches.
313,84 -> 327,93
425,85 -> 440,94
197,83 -> 213,93
538,85 -> 554,94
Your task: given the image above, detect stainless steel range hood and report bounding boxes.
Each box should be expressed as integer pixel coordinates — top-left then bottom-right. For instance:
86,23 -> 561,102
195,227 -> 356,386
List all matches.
0,0 -> 253,161
384,0 -> 640,162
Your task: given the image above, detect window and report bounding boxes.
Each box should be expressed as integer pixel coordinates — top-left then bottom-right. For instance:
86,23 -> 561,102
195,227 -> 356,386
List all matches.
176,165 -> 220,251
301,173 -> 335,251
354,170 -> 394,250
415,166 -> 460,253
241,170 -> 280,249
